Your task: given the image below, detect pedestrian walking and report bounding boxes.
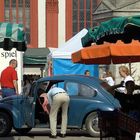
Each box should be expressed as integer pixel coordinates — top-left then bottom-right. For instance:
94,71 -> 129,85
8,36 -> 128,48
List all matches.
47,85 -> 70,138
0,59 -> 19,97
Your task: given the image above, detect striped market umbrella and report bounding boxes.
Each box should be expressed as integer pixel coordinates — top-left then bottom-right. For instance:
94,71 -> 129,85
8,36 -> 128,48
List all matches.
0,22 -> 27,51
82,15 -> 140,47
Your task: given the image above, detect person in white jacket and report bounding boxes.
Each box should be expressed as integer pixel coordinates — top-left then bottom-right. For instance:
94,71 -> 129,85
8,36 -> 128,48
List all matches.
100,71 -> 115,86
117,65 -> 134,94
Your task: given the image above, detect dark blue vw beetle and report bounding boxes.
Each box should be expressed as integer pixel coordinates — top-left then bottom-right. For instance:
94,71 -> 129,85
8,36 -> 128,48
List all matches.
0,75 -> 121,137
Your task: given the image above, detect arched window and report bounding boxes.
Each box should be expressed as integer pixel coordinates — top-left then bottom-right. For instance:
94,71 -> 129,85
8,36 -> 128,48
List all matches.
72,0 -> 97,35
0,0 -> 38,48
66,0 -> 97,40
4,0 -> 30,44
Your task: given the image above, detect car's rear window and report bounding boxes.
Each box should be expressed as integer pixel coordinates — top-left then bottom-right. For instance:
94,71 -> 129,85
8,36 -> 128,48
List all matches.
65,81 -> 97,97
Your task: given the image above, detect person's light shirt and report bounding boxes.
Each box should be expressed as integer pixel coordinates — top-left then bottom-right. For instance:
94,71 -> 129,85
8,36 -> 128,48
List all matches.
104,77 -> 115,86
123,75 -> 134,84
117,75 -> 134,94
47,87 -> 66,105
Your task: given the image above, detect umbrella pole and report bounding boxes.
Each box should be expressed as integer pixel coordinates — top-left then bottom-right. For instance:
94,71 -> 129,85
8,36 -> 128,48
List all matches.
129,62 -> 131,75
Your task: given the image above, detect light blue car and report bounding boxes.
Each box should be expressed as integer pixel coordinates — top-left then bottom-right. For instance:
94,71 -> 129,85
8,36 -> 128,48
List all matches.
0,75 -> 121,137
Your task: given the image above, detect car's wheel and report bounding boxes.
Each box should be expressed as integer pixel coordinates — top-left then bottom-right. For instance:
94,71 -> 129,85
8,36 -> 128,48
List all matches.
14,128 -> 32,135
0,112 -> 12,137
85,112 -> 100,137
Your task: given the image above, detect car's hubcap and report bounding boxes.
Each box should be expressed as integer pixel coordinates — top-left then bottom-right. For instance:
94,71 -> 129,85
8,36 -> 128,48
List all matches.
92,117 -> 99,131
0,118 -> 6,132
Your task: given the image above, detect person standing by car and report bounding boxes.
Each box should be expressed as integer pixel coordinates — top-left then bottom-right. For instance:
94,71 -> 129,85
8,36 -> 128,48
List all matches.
47,85 -> 70,138
100,70 -> 115,86
116,65 -> 134,94
23,78 -> 31,96
84,70 -> 90,76
0,59 -> 19,97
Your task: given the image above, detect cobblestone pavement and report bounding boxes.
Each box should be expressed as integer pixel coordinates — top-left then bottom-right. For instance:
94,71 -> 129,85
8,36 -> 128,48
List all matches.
1,128 -> 100,140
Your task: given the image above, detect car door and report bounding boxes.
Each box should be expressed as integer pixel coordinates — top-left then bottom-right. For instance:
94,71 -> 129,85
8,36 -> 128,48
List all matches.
22,82 -> 36,127
65,81 -> 97,127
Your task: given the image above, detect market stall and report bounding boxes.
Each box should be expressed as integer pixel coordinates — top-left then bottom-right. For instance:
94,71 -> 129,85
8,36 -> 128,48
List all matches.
72,15 -> 140,139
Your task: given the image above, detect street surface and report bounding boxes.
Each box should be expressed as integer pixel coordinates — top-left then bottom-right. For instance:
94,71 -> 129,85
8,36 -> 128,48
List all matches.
1,128 -> 100,140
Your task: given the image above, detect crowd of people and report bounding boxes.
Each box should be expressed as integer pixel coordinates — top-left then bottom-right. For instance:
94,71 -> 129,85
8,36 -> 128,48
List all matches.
0,59 -> 139,138
0,59 -> 70,138
0,62 -> 135,98
85,65 -> 137,95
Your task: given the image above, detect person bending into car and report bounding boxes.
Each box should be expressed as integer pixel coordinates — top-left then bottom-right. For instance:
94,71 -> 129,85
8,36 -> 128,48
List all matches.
38,83 -> 50,114
47,85 -> 70,138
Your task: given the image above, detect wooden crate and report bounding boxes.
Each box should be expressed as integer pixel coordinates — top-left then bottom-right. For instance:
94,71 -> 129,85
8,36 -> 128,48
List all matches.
99,111 -> 118,140
99,110 -> 140,140
118,111 -> 140,135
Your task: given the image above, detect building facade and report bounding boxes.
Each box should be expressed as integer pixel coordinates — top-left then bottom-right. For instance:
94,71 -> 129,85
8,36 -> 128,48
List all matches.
0,0 -> 99,76
0,0 -> 140,84
0,0 -> 99,49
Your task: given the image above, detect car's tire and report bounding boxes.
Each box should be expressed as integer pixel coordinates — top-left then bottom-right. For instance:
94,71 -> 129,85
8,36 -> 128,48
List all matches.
14,128 -> 32,135
0,112 -> 12,137
85,112 -> 100,137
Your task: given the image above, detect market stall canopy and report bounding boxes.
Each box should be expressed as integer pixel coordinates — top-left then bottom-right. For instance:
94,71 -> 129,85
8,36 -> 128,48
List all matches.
0,22 -> 27,51
50,28 -> 98,77
52,28 -> 88,59
23,48 -> 50,65
72,40 -> 140,65
82,15 -> 140,47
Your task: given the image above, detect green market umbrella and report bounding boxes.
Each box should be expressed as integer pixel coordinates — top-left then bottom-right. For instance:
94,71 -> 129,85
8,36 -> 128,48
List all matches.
82,15 -> 140,47
23,48 -> 50,65
0,22 -> 27,51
